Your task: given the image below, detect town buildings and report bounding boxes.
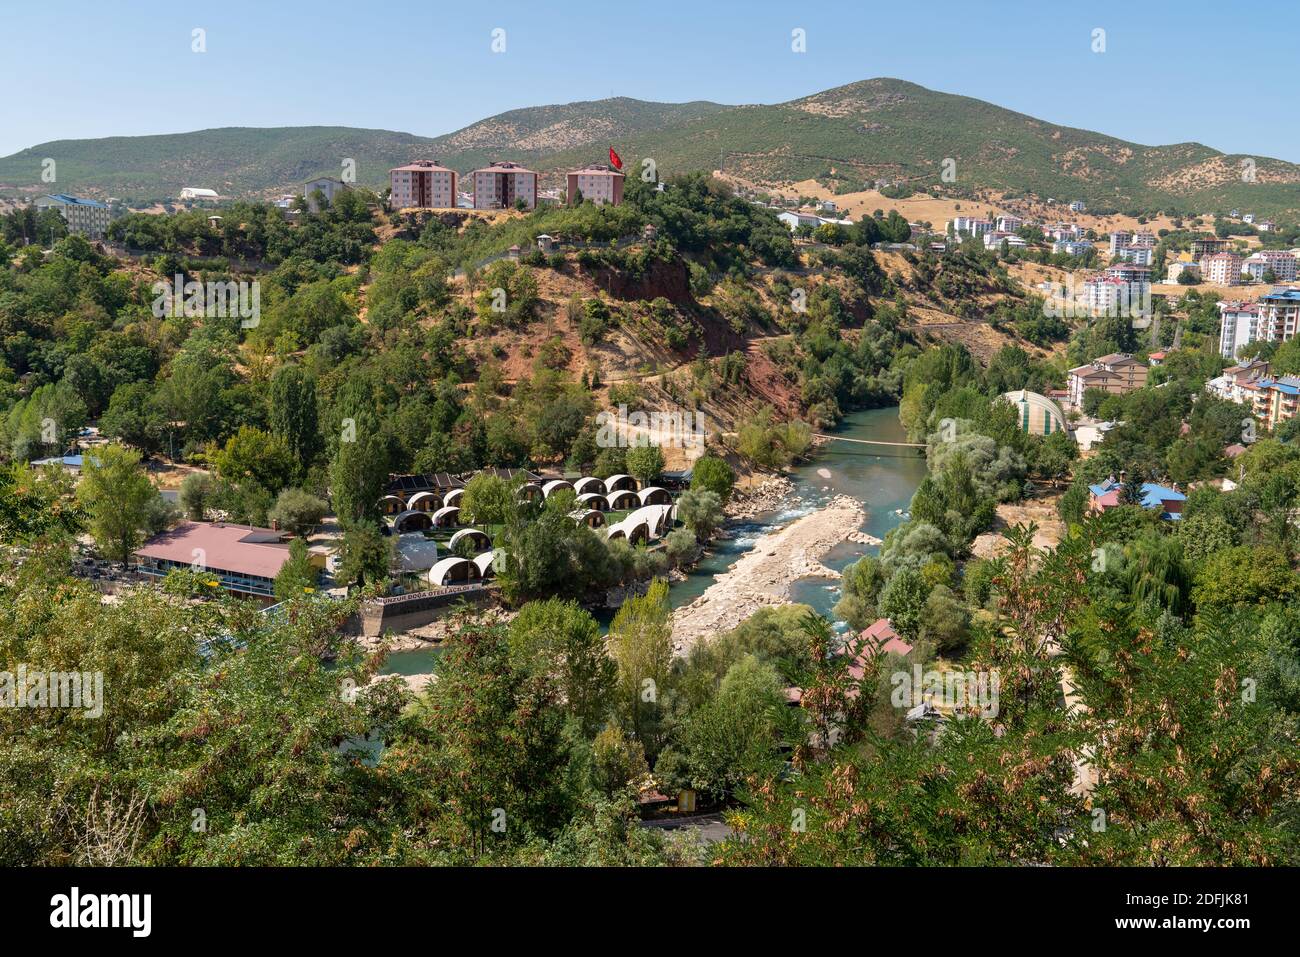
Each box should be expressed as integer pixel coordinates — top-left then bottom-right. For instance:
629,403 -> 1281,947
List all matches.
948,216 -> 993,237
33,193 -> 111,239
1207,358 -> 1271,404
1201,251 -> 1243,286
1053,238 -> 1093,256
472,161 -> 538,210
1259,376 -> 1300,430
1067,353 -> 1148,407
389,161 -> 457,210
567,164 -> 624,206
1190,236 -> 1228,260
1243,250 -> 1297,283
1166,260 -> 1200,283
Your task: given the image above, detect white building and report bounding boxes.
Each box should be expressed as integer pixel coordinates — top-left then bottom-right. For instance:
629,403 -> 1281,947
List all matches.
301,177 -> 349,211
1114,245 -> 1153,266
1202,252 -> 1244,286
33,194 -> 111,239
179,187 -> 219,201
1053,238 -> 1093,256
949,216 -> 993,237
1243,251 -> 1297,283
1217,301 -> 1261,359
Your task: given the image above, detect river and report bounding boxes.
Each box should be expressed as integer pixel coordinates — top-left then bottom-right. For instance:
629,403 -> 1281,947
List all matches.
379,405 -> 927,677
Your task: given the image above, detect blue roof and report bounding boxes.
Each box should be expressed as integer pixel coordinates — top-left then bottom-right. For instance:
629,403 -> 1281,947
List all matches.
1262,287 -> 1300,304
44,193 -> 107,209
1089,478 -> 1185,511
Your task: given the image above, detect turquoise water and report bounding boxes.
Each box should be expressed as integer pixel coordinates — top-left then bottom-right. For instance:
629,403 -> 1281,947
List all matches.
672,406 -> 928,627
378,406 -> 927,677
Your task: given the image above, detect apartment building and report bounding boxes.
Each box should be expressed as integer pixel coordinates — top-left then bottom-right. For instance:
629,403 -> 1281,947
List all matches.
1191,236 -> 1228,260
949,216 -> 993,237
1067,353 -> 1148,407
1109,230 -> 1131,255
995,215 -> 1022,233
1130,230 -> 1156,248
472,161 -> 538,210
1167,260 -> 1200,283
1243,250 -> 1297,282
1080,276 -> 1138,318
1258,285 -> 1300,343
1069,200 -> 1087,212
1114,244 -> 1154,266
1260,376 -> 1300,430
1201,251 -> 1243,286
1207,359 -> 1271,404
389,161 -> 457,210
1217,301 -> 1262,359
1053,238 -> 1093,256
33,193 -> 112,239
984,231 -> 1027,250
567,164 -> 624,206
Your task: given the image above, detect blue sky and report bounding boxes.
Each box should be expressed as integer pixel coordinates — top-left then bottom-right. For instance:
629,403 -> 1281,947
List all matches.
3,0 -> 1296,161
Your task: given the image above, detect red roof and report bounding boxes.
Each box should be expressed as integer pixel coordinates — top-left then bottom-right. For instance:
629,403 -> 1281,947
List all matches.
859,618 -> 913,661
135,521 -> 293,579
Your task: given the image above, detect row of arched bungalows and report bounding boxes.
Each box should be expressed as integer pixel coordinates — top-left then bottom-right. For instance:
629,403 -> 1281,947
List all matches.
381,472 -> 668,521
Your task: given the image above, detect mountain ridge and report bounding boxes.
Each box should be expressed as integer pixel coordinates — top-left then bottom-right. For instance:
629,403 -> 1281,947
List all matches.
2,78 -> 1297,217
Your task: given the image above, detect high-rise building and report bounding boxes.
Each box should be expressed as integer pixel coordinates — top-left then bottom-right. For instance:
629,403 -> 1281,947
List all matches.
567,164 -> 625,206
471,162 -> 538,210
389,161 -> 457,210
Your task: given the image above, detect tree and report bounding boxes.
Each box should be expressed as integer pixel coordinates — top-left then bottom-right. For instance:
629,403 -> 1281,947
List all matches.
676,488 -> 723,541
100,382 -> 166,453
507,598 -> 616,737
411,613 -> 572,858
274,538 -> 318,600
606,579 -> 673,759
329,427 -> 389,525
680,654 -> 785,801
178,472 -> 215,521
210,426 -> 296,497
77,445 -> 157,567
268,487 -> 328,537
690,454 -> 735,503
268,365 -> 321,477
625,444 -> 665,486
590,726 -> 649,799
460,473 -> 517,529
877,566 -> 930,641
1192,545 -> 1298,609
334,521 -> 392,588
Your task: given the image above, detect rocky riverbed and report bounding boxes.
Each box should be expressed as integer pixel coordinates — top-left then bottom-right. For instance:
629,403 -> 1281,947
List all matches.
724,476 -> 795,520
669,495 -> 866,655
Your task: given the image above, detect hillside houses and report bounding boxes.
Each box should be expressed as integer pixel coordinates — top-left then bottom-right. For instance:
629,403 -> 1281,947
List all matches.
1067,353 -> 1148,408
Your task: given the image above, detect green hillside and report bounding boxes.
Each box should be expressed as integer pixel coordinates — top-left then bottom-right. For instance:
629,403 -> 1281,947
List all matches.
2,78 -> 1299,217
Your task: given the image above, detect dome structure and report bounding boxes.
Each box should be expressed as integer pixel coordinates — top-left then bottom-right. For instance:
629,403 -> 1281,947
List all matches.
1000,389 -> 1068,437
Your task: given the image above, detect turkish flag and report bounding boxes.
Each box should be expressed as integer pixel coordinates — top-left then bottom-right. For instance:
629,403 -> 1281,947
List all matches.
609,147 -> 623,171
